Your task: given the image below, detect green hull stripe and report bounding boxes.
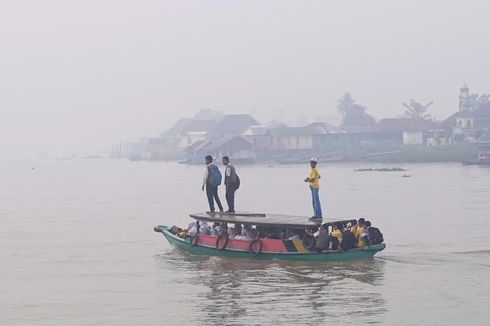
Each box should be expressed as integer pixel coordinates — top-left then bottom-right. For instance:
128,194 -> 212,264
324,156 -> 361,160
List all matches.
160,230 -> 385,262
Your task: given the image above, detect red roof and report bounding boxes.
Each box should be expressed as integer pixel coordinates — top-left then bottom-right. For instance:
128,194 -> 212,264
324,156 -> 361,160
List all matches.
371,118 -> 439,133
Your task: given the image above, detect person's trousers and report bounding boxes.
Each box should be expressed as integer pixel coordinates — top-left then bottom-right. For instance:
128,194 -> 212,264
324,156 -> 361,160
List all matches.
206,185 -> 223,212
225,185 -> 236,212
310,186 -> 323,218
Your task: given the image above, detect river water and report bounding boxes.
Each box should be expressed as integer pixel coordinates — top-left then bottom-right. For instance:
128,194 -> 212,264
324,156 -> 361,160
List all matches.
1,159 -> 489,325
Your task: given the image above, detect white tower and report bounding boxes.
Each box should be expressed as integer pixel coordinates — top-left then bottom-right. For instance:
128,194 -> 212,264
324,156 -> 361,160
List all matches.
457,85 -> 474,129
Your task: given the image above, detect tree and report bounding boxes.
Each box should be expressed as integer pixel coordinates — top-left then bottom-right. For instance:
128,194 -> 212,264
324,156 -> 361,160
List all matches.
337,93 -> 375,126
402,100 -> 433,119
469,93 -> 490,110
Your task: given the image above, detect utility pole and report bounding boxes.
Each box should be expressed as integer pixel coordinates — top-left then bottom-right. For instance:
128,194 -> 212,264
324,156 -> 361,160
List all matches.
278,108 -> 285,124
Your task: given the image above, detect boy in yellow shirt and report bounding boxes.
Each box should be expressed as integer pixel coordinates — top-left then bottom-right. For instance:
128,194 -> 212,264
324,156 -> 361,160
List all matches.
355,218 -> 365,241
304,158 -> 323,222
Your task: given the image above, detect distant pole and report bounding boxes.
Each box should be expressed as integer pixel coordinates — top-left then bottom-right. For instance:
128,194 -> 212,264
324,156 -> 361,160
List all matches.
278,108 -> 285,124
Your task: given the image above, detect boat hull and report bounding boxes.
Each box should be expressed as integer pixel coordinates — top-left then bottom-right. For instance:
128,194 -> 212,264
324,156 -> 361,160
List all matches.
157,226 -> 385,262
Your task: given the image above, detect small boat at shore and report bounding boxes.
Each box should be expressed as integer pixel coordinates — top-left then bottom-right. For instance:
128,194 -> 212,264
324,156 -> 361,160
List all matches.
154,212 -> 385,261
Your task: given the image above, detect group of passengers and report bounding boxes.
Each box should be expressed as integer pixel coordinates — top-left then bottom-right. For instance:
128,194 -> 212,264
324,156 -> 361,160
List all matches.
308,218 -> 384,252
183,221 -> 258,241
170,217 -> 383,251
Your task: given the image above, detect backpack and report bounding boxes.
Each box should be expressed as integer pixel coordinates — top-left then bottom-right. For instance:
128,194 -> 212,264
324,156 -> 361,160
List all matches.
208,164 -> 222,188
367,227 -> 384,245
234,174 -> 241,189
227,165 -> 240,190
340,231 -> 356,250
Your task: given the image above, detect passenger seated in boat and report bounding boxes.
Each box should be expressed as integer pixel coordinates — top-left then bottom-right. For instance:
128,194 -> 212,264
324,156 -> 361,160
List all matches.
188,221 -> 198,236
329,223 -> 343,250
169,225 -> 182,235
227,226 -> 237,239
268,227 -> 284,239
339,227 -> 357,251
312,223 -> 331,252
235,224 -> 256,241
355,218 -> 365,241
234,223 -> 242,236
256,225 -> 271,238
210,222 -> 221,237
285,228 -> 301,240
198,221 -> 212,235
361,220 -> 384,245
176,229 -> 188,238
359,220 -> 370,248
349,220 -> 358,234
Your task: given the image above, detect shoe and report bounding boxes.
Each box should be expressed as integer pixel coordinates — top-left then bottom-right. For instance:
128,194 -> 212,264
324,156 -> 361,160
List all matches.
225,210 -> 236,214
308,217 -> 323,223
206,211 -> 215,214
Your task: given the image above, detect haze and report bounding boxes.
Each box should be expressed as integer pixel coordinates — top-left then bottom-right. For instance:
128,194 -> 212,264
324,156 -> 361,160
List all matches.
1,0 -> 489,159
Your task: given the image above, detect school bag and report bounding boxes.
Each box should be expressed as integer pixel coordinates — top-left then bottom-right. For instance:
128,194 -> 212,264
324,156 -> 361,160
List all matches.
208,164 -> 222,187
234,174 -> 241,189
227,165 -> 240,190
367,227 -> 384,245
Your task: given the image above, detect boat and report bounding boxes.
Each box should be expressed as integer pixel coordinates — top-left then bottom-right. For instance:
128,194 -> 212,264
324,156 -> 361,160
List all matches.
153,212 -> 385,261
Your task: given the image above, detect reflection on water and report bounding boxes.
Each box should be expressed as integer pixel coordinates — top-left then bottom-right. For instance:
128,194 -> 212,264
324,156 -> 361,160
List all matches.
155,248 -> 386,325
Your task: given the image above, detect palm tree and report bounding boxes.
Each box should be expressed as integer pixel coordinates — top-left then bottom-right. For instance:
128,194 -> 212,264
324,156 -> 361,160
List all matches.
337,93 -> 356,117
402,100 -> 433,119
337,93 -> 376,126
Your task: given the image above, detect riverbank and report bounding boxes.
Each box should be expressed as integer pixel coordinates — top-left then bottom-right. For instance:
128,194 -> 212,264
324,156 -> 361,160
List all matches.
267,143 -> 478,164
347,143 -> 478,163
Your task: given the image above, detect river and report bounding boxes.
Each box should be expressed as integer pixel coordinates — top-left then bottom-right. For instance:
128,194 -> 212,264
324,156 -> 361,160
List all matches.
1,159 -> 489,325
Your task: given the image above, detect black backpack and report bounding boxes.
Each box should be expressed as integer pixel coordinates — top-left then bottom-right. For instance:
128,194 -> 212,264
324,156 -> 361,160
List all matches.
340,231 -> 356,250
235,174 -> 240,190
367,227 -> 384,245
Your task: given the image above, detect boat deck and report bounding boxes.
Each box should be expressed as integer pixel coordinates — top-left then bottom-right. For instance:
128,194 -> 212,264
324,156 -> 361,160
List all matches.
190,212 -> 356,228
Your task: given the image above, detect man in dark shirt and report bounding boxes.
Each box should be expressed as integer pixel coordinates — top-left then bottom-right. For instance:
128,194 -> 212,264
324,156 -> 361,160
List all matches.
202,155 -> 223,213
222,156 -> 239,213
315,223 -> 330,251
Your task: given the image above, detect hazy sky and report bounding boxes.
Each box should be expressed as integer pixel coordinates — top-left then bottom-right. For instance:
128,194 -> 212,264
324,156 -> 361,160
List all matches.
1,0 -> 489,158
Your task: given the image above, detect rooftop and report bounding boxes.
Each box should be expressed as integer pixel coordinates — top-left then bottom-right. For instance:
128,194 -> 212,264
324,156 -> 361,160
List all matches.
266,126 -> 327,137
243,125 -> 270,136
306,122 -> 345,134
207,114 -> 259,138
371,118 -> 439,133
164,118 -> 217,137
205,136 -> 253,151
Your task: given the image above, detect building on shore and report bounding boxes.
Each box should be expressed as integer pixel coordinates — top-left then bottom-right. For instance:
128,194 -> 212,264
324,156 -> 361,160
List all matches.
476,129 -> 490,163
185,136 -> 255,164
453,85 -> 490,142
370,118 -> 440,145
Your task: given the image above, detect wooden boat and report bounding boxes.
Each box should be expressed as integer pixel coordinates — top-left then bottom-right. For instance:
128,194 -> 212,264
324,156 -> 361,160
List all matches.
154,212 -> 385,261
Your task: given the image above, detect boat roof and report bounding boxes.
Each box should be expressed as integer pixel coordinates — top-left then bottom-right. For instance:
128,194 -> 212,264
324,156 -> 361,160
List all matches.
189,212 -> 356,228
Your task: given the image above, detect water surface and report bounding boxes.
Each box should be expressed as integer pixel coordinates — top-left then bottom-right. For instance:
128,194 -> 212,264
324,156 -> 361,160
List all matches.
1,160 -> 489,325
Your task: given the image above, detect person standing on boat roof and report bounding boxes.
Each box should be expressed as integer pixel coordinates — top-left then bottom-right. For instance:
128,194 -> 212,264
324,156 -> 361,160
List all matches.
222,156 -> 240,213
202,155 -> 224,213
304,158 -> 323,222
